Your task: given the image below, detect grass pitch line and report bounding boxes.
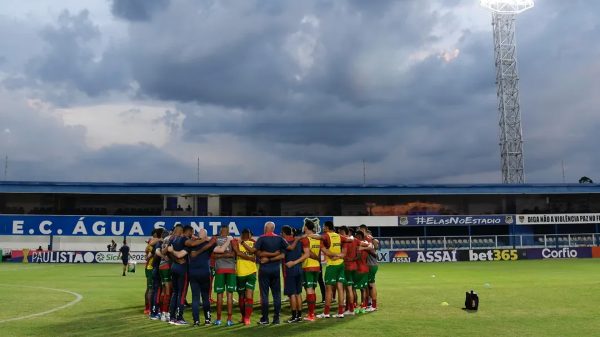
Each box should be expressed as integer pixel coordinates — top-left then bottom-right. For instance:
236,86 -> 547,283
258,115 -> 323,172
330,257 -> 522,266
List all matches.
0,284 -> 83,323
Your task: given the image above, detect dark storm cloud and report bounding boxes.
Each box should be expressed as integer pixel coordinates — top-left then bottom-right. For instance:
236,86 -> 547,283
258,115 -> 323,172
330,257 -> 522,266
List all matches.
4,0 -> 600,183
110,0 -> 169,22
25,10 -> 128,98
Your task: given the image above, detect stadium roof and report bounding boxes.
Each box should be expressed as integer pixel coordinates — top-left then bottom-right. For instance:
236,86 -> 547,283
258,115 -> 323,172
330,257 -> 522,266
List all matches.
1,181 -> 600,196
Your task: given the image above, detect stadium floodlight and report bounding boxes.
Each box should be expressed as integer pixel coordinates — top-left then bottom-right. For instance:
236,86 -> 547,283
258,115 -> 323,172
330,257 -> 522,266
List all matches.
481,0 -> 533,184
481,0 -> 534,14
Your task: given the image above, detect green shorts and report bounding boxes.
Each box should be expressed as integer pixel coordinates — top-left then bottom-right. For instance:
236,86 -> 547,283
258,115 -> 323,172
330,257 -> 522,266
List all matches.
214,273 -> 237,294
344,269 -> 356,287
145,269 -> 153,289
354,272 -> 368,290
324,264 -> 346,286
303,271 -> 319,289
159,268 -> 171,284
368,265 -> 378,284
237,273 -> 256,292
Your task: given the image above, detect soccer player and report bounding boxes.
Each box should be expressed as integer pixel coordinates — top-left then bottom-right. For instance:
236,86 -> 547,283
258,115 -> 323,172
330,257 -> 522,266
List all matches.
144,229 -> 161,315
317,221 -> 346,319
231,228 -> 257,325
170,228 -> 217,326
354,231 -> 373,313
339,226 -> 358,316
282,226 -> 308,323
253,221 -> 288,325
364,230 -> 379,312
167,225 -> 189,325
300,219 -> 321,321
157,230 -> 174,322
117,240 -> 132,276
212,225 -> 237,326
149,228 -> 165,320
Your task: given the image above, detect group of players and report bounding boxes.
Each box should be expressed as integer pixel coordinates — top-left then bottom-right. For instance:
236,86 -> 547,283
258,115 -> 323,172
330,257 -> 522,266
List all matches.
141,219 -> 379,327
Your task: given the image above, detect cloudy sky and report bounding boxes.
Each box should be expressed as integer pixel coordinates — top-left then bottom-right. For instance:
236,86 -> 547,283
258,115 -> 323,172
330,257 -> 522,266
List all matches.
0,0 -> 598,184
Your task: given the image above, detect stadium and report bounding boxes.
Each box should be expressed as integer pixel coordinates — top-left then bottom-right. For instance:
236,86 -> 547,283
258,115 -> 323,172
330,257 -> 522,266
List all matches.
2,181 -> 600,336
2,0 -> 600,336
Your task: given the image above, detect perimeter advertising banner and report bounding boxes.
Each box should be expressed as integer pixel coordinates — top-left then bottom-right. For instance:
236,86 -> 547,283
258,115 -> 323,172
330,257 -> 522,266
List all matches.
401,215 -> 515,226
8,250 -> 147,263
516,213 -> 600,225
383,247 -> 592,263
0,215 -> 332,237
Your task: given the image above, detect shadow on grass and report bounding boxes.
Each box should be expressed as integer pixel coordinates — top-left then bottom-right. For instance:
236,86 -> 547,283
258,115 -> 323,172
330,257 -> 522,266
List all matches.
31,300 -> 364,337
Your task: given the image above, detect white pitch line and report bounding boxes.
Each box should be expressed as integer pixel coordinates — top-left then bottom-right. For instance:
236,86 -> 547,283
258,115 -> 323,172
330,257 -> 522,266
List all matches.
0,284 -> 83,323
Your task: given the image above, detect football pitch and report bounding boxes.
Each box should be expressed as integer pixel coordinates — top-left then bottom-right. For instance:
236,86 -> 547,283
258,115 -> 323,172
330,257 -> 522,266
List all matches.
1,260 -> 600,337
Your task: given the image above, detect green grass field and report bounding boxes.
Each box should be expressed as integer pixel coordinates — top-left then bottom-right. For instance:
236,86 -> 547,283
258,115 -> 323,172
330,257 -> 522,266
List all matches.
1,260 -> 600,337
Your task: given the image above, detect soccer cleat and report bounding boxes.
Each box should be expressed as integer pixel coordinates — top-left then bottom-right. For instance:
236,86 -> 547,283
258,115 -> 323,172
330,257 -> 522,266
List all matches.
168,319 -> 177,325
286,317 -> 296,324
343,310 -> 355,316
149,313 -> 161,320
213,320 -> 222,326
257,320 -> 270,325
243,318 -> 251,326
271,319 -> 280,325
160,313 -> 167,322
144,309 -> 150,315
365,306 -> 377,312
193,321 -> 200,327
226,320 -> 234,327
333,313 -> 344,318
303,315 -> 316,322
204,319 -> 212,326
173,320 -> 188,326
316,313 -> 330,319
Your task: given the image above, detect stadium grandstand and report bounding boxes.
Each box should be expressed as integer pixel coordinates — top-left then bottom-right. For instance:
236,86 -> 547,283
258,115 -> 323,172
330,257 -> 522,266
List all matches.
2,181 -> 600,255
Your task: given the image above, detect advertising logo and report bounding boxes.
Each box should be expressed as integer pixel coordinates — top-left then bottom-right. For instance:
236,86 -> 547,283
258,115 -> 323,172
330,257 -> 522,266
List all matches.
469,249 -> 518,261
415,250 -> 457,263
391,251 -> 410,263
542,248 -> 577,259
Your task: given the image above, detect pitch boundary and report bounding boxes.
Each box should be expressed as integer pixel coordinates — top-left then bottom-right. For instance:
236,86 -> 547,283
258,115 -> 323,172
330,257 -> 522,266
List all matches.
0,284 -> 83,323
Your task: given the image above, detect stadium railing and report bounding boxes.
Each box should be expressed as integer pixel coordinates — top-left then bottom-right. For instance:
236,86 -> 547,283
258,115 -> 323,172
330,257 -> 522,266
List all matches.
375,233 -> 599,250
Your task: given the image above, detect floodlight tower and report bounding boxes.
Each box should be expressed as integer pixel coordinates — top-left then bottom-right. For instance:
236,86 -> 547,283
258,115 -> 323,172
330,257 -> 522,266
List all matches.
481,0 -> 533,184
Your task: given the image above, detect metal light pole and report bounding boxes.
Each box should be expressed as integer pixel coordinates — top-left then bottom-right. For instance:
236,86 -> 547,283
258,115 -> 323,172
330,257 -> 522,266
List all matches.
481,0 -> 533,183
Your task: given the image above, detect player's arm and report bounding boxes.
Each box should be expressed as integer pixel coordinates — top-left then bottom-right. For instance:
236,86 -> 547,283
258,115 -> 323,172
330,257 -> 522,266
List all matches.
213,236 -> 233,253
155,247 -> 165,259
286,246 -> 310,268
167,245 -> 189,258
189,238 -> 216,258
286,236 -> 301,251
260,252 -> 284,264
231,240 -> 254,261
185,236 -> 207,248
240,240 -> 257,254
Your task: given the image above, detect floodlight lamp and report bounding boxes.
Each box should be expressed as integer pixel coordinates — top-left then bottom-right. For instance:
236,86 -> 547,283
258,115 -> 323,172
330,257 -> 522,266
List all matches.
480,0 -> 534,14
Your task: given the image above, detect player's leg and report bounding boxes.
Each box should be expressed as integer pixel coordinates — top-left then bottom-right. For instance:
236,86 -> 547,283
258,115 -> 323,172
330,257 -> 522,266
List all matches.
189,273 -> 201,325
367,265 -> 378,311
237,276 -> 246,323
283,274 -> 294,323
200,274 -> 212,325
168,269 -> 180,323
258,270 -> 270,324
344,270 -> 354,315
243,273 -> 256,325
145,269 -> 152,314
271,271 -> 281,324
294,275 -> 303,321
318,265 -> 326,302
122,259 -> 127,276
150,268 -> 162,319
225,273 -> 236,326
214,273 -> 224,325
176,271 -> 188,323
303,271 -> 317,320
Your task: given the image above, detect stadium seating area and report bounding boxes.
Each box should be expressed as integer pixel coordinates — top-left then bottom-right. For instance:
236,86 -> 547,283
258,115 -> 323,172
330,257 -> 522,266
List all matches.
377,234 -> 597,250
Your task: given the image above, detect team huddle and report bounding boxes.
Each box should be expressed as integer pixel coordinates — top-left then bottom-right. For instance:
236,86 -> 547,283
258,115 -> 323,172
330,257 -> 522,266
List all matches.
142,219 -> 380,327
